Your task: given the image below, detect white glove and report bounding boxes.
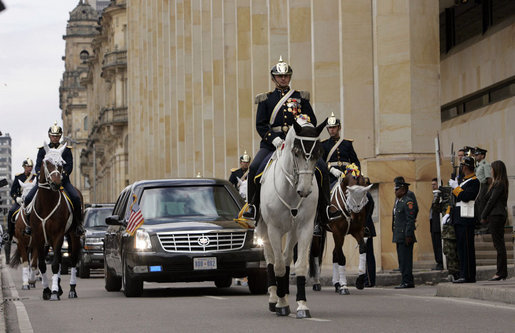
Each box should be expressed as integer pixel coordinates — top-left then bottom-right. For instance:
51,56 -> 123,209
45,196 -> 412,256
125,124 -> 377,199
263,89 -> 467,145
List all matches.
442,214 -> 450,226
448,178 -> 458,189
272,137 -> 284,149
16,197 -> 23,205
330,167 -> 343,178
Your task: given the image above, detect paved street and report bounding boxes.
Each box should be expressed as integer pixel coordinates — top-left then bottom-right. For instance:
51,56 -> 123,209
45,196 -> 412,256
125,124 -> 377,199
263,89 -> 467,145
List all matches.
2,260 -> 515,333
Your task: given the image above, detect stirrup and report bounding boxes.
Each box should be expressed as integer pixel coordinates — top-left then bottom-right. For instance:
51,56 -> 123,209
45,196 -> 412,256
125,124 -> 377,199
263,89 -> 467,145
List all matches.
242,204 -> 256,220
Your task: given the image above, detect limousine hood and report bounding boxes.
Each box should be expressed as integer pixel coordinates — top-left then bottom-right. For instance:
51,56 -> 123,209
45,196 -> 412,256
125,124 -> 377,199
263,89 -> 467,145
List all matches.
137,218 -> 244,233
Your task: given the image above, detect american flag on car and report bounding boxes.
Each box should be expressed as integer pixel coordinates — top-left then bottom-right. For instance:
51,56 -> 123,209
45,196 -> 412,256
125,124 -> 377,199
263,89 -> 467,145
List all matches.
126,194 -> 144,236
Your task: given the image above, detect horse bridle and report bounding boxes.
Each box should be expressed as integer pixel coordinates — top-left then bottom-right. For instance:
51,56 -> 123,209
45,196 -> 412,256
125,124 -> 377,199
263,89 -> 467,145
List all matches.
40,158 -> 63,192
282,135 -> 320,187
331,177 -> 369,235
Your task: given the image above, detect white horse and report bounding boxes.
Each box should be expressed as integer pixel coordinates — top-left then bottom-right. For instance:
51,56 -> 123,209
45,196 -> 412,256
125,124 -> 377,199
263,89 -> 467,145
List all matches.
256,117 -> 327,318
238,178 -> 248,201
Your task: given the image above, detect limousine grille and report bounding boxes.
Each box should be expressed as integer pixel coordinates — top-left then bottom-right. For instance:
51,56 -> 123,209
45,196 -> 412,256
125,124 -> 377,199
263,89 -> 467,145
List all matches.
157,230 -> 247,253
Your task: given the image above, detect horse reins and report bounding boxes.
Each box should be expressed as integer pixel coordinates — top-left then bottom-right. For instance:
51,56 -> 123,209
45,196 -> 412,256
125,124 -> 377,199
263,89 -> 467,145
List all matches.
330,178 -> 369,236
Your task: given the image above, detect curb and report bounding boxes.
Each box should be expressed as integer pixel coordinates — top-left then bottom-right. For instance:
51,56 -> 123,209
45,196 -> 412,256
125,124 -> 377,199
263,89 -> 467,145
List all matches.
0,255 -> 6,333
436,279 -> 515,305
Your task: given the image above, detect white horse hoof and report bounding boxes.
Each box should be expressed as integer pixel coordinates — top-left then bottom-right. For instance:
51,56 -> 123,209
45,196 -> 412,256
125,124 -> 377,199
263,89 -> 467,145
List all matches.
312,284 -> 321,291
269,302 -> 277,312
339,287 -> 350,295
296,309 -> 311,319
22,285 -> 30,290
275,306 -> 290,316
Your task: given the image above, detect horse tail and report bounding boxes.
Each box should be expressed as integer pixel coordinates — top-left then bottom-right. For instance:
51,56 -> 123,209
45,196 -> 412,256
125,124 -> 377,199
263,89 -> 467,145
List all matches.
9,246 -> 21,268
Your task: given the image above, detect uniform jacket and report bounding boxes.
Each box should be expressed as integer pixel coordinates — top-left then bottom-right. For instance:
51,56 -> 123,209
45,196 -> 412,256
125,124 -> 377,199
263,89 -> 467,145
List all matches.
451,173 -> 480,226
392,191 -> 418,243
255,87 -> 317,150
35,142 -> 73,182
475,159 -> 491,184
10,172 -> 36,199
365,192 -> 376,237
321,137 -> 360,170
229,168 -> 246,188
480,182 -> 508,219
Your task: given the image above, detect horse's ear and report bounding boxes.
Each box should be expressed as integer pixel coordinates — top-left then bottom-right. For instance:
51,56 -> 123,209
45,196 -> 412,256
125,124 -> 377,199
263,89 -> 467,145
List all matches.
316,118 -> 328,136
364,184 -> 373,192
18,179 -> 24,187
237,177 -> 242,185
58,142 -> 67,155
44,141 -> 49,154
293,120 -> 302,135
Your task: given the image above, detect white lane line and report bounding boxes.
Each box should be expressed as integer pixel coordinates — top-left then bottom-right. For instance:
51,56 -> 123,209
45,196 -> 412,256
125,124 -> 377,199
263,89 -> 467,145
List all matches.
2,264 -> 34,333
288,314 -> 331,322
203,295 -> 227,300
395,293 -> 515,311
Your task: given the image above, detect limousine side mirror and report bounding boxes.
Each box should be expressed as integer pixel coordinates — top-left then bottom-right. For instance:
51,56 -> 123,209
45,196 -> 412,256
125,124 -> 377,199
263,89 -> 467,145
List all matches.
105,215 -> 122,226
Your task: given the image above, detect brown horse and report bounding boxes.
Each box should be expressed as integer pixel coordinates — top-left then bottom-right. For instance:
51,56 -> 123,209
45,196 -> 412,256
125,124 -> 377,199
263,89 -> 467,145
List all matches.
29,143 -> 82,301
326,165 -> 372,295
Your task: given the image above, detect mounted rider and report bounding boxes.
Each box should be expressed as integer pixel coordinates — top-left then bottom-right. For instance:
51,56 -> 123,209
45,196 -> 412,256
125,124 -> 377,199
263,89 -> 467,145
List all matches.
243,56 -> 342,225
4,158 -> 36,263
321,113 -> 361,184
24,122 -> 84,235
229,151 -> 251,189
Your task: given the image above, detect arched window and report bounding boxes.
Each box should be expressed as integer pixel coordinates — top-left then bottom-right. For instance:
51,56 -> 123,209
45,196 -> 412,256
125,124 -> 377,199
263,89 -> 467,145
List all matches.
80,50 -> 89,62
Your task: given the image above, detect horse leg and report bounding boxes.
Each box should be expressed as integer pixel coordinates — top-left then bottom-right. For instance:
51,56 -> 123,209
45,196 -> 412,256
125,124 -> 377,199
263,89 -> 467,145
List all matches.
332,236 -> 350,295
22,262 -> 30,290
68,233 -> 81,298
294,225 -> 314,319
309,236 -> 323,291
38,250 -> 51,300
355,237 -> 367,290
50,241 -> 64,301
29,267 -> 37,288
268,226 -> 289,316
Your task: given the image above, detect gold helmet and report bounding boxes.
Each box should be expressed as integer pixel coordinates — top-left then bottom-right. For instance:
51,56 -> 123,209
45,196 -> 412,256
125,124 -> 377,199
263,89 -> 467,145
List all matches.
22,158 -> 34,167
240,151 -> 251,163
270,56 -> 293,76
326,112 -> 341,127
48,122 -> 63,136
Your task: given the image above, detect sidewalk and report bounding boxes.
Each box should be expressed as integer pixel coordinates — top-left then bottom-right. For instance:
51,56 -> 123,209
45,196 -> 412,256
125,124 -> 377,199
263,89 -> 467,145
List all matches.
300,264 -> 515,305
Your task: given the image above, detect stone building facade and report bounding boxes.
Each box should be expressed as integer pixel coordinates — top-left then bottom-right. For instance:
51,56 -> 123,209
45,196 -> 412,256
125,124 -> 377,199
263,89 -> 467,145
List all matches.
62,0 -> 514,271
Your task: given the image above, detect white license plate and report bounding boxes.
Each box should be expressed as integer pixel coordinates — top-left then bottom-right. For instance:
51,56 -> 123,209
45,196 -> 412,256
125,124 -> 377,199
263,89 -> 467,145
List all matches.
193,257 -> 217,270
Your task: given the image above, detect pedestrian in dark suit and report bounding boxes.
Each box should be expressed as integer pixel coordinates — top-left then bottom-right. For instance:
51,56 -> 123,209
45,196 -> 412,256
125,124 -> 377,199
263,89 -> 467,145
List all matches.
363,177 -> 376,287
392,177 -> 418,289
480,160 -> 509,281
430,178 -> 444,270
449,156 -> 480,283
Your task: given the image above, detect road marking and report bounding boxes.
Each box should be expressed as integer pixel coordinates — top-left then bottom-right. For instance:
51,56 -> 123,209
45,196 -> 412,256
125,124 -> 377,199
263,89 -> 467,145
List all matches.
2,264 -> 34,333
287,314 -> 331,321
203,295 -> 227,300
396,293 -> 515,311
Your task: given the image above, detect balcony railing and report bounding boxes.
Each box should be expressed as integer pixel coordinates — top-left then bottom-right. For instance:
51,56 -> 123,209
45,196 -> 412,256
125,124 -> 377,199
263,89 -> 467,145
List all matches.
102,50 -> 127,70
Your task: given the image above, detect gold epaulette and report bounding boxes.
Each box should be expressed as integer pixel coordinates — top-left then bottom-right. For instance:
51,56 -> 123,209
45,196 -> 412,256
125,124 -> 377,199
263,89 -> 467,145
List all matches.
37,146 -> 43,149
343,138 -> 354,142
230,168 -> 238,172
299,90 -> 310,100
15,172 -> 23,176
255,92 -> 270,104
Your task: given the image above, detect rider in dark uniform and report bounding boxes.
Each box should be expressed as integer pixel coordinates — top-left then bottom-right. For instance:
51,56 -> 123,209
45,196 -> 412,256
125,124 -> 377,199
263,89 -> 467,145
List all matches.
229,151 -> 251,189
243,57 -> 342,225
321,112 -> 361,185
24,123 -> 84,235
4,158 -> 36,264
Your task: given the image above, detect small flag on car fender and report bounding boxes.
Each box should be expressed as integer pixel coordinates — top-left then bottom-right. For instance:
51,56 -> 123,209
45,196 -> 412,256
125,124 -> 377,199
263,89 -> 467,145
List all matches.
126,194 -> 145,236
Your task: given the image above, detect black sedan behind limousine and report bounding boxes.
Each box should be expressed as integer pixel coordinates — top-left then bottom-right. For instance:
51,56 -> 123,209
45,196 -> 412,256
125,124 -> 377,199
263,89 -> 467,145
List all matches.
103,178 -> 267,297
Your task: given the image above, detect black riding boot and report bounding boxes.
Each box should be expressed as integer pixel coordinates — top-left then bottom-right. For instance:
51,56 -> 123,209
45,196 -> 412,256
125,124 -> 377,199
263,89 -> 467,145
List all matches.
317,170 -> 342,229
74,209 -> 85,236
4,240 -> 11,265
243,181 -> 261,221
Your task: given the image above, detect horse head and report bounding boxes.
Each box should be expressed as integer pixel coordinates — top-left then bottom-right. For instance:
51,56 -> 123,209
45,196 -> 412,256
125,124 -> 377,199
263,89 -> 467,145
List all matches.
18,179 -> 36,201
42,142 -> 67,191
282,116 -> 327,197
342,165 -> 372,213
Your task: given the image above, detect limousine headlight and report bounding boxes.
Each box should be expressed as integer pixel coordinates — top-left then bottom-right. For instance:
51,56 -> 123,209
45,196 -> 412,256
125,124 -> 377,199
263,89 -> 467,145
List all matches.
253,234 -> 264,247
135,229 -> 152,250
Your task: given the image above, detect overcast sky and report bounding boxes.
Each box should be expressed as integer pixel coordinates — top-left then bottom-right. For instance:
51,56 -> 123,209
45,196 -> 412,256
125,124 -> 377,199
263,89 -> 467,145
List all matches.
0,0 -> 74,176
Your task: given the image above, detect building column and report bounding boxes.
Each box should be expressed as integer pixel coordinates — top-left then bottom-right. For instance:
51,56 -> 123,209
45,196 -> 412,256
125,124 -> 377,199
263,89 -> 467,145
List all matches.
366,0 -> 441,270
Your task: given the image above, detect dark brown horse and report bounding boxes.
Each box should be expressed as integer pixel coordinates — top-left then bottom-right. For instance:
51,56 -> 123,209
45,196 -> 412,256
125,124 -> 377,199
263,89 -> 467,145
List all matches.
9,180 -> 38,290
29,143 -> 82,301
326,165 -> 372,295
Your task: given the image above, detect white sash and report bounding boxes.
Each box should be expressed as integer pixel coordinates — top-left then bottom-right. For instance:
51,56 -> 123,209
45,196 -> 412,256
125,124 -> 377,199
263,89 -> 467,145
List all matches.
269,89 -> 295,125
325,137 -> 344,164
